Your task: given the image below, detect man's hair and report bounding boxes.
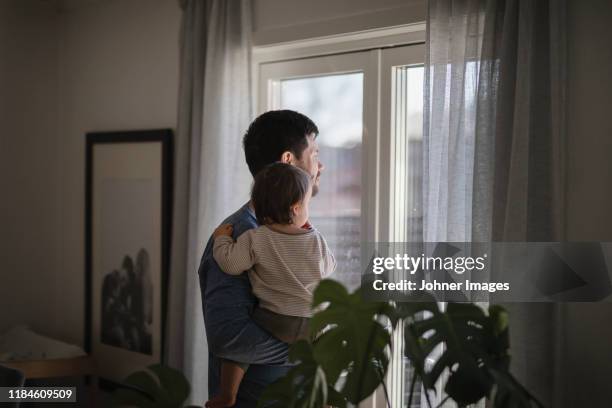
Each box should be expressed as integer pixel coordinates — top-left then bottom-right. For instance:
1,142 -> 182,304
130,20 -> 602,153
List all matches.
243,110 -> 319,176
251,162 -> 311,225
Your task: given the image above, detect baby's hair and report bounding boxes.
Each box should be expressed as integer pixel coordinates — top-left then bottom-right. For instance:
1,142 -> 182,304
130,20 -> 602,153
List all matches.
251,162 -> 311,225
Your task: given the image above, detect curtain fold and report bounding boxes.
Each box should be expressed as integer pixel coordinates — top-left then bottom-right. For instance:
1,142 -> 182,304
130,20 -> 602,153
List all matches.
165,0 -> 252,404
424,0 -> 567,406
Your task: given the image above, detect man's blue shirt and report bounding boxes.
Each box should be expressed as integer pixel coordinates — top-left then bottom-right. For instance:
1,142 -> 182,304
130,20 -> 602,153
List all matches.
198,203 -> 290,407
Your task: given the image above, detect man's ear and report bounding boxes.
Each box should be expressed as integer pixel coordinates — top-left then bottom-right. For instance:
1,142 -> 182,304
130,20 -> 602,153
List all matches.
279,151 -> 294,164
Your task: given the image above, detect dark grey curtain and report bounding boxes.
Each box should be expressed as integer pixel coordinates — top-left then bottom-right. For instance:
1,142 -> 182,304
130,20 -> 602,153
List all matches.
424,0 -> 567,406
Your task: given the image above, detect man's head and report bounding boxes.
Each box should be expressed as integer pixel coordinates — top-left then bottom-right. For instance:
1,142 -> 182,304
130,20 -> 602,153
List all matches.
243,110 -> 324,195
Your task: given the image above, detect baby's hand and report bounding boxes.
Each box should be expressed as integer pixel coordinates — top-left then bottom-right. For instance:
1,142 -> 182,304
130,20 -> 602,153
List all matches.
213,224 -> 233,238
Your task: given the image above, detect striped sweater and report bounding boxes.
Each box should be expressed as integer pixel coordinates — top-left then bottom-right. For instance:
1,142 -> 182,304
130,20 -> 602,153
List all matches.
213,225 -> 336,317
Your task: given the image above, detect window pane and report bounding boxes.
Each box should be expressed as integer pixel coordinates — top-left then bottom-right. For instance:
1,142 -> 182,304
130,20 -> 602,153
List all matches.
280,73 -> 363,289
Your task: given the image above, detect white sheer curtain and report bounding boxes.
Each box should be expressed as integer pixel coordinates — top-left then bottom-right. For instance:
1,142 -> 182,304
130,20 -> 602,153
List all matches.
165,0 -> 252,404
424,0 -> 567,406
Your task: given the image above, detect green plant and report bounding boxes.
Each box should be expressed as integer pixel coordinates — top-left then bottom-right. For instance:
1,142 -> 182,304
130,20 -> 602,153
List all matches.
260,280 -> 394,407
398,300 -> 544,407
259,279 -> 545,408
112,364 -> 200,408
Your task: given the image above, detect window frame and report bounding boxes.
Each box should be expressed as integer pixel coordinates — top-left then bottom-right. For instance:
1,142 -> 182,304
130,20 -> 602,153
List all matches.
380,44 -> 426,408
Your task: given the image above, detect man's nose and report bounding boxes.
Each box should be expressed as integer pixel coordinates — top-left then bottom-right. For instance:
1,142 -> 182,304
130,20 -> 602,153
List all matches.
318,161 -> 325,173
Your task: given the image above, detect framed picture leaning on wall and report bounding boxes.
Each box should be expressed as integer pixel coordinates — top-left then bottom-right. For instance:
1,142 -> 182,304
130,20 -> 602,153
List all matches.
85,129 -> 172,388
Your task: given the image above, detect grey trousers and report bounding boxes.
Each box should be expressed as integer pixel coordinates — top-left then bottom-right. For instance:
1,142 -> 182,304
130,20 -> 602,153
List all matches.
224,307 -> 310,371
252,306 -> 310,344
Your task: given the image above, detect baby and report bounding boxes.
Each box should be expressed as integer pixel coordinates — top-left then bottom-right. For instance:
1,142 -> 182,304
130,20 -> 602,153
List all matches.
205,162 -> 336,408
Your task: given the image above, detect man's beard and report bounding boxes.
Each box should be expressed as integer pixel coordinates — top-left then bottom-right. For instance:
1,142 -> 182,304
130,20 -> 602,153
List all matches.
311,174 -> 320,196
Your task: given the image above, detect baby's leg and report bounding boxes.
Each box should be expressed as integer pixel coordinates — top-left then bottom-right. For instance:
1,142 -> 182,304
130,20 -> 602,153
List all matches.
205,360 -> 248,408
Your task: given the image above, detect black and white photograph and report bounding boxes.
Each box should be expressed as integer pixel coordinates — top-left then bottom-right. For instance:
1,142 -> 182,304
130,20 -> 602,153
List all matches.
100,249 -> 153,354
85,130 -> 172,385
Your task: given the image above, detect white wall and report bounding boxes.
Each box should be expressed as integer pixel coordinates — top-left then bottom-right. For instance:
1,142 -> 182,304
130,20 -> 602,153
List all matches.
0,0 -> 181,344
54,0 -> 181,345
0,0 -> 61,337
1,0 -> 181,345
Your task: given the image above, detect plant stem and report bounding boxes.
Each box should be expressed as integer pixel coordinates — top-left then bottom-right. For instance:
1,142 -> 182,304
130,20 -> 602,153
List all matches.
356,306 -> 386,407
407,369 -> 417,408
375,360 -> 392,408
435,395 -> 451,408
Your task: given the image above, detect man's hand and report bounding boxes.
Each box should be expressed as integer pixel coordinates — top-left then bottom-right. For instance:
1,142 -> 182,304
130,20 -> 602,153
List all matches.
213,224 -> 233,239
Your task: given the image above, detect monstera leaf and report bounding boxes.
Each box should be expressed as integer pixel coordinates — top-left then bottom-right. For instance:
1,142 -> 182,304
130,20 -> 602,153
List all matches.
310,279 -> 394,404
404,302 -> 493,405
260,280 -> 546,408
400,301 -> 544,408
258,340 -> 345,408
259,279 -> 395,407
112,364 -> 197,408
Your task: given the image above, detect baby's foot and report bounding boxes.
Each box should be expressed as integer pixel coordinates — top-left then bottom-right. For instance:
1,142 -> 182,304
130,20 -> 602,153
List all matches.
205,394 -> 237,408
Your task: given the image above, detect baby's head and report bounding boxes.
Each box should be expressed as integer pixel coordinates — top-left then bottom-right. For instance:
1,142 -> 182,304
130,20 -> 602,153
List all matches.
252,162 -> 312,227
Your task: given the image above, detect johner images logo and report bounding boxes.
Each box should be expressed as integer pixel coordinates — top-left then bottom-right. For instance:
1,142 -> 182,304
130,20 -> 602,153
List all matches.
362,242 -> 612,302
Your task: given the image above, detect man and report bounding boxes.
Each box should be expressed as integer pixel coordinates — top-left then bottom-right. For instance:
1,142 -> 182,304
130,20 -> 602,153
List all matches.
198,110 -> 323,406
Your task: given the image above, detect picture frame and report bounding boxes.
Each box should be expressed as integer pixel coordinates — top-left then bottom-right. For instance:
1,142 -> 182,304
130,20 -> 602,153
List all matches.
85,129 -> 172,389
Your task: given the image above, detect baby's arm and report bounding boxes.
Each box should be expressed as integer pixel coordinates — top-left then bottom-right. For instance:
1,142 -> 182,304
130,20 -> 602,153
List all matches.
212,224 -> 256,275
319,234 -> 337,278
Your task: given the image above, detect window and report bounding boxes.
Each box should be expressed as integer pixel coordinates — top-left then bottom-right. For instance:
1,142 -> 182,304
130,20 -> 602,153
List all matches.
256,35 -> 425,408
